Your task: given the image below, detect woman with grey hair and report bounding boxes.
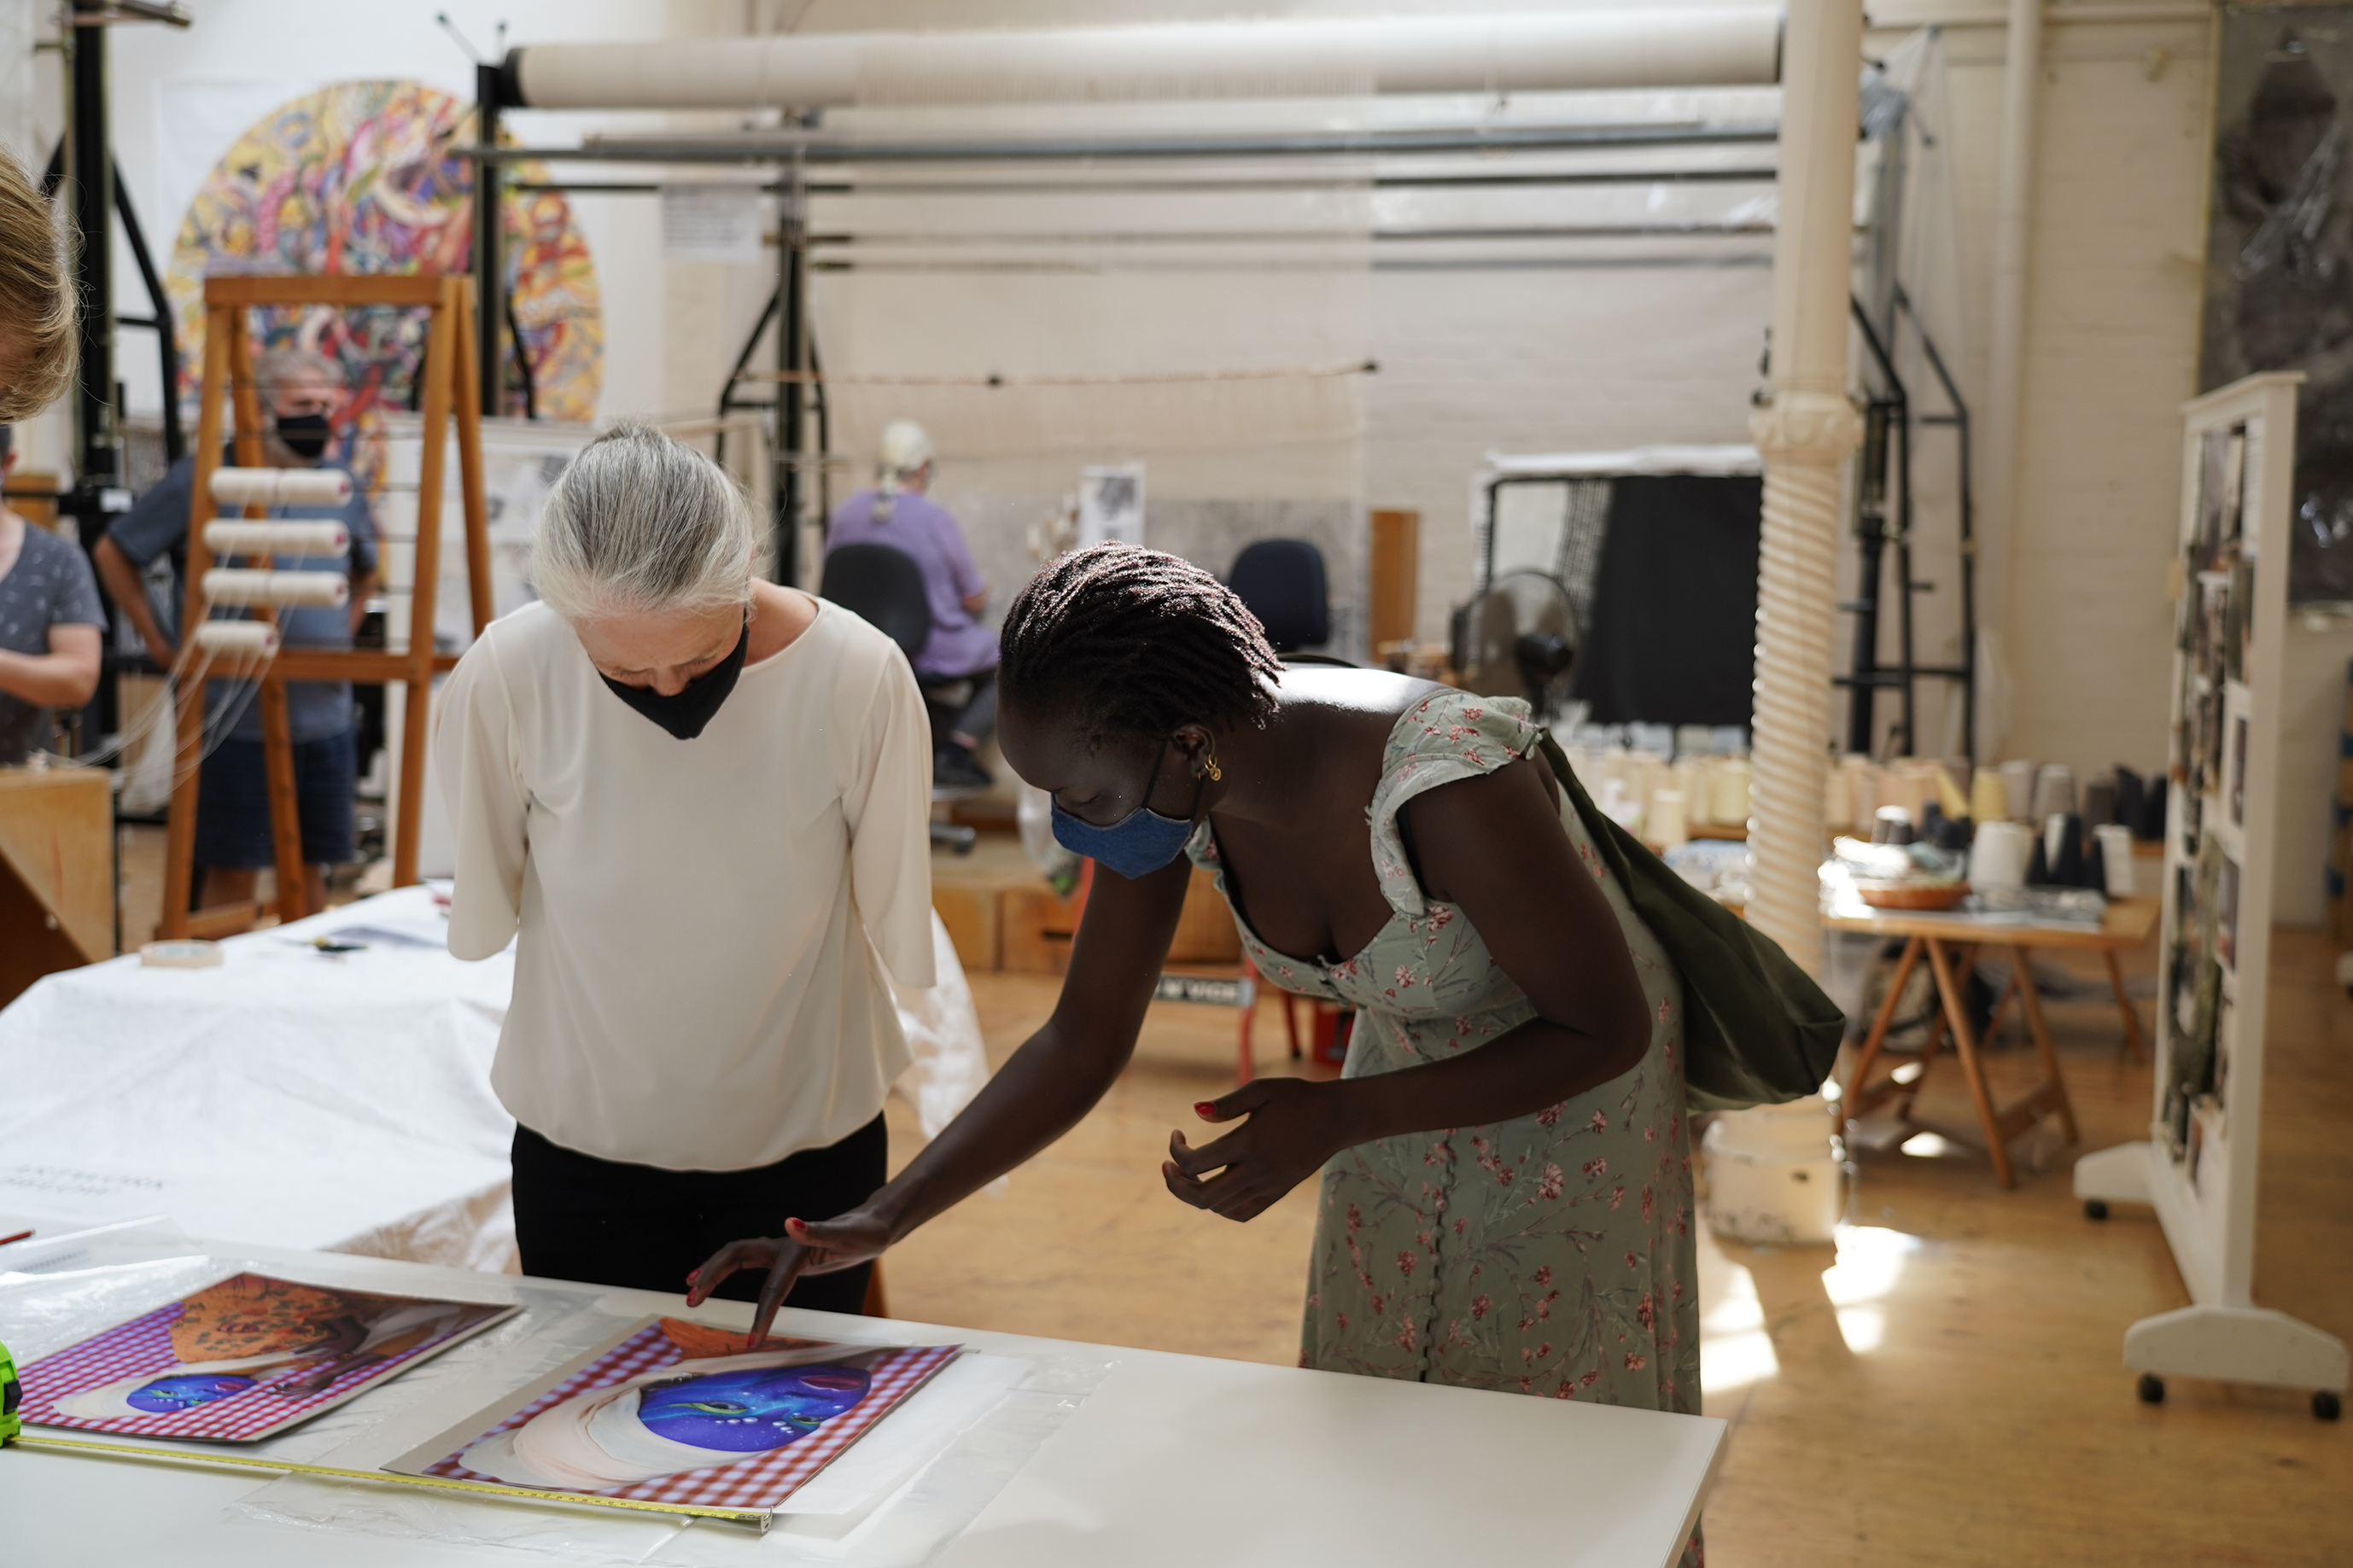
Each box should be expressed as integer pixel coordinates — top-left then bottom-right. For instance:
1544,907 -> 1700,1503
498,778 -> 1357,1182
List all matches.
434,423 -> 933,1314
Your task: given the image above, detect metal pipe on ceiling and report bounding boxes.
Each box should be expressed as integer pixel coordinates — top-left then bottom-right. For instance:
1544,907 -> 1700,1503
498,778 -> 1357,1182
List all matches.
471,122 -> 1780,167
502,9 -> 1784,113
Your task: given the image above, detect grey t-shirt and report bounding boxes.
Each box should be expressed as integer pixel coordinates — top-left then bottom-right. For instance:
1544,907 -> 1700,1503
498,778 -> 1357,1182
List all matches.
0,524 -> 107,764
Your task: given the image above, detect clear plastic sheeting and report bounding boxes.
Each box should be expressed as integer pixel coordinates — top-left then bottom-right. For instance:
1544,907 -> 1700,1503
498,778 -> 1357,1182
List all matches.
0,1233 -> 1110,1566
229,1305 -> 1107,1566
0,1218 -> 224,1364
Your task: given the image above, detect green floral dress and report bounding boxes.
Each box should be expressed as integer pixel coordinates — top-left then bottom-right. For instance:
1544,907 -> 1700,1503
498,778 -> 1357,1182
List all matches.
1188,691 -> 1698,1412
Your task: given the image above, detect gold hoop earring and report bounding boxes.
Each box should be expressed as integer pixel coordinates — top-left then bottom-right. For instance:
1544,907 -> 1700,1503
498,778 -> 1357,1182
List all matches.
1201,754 -> 1223,784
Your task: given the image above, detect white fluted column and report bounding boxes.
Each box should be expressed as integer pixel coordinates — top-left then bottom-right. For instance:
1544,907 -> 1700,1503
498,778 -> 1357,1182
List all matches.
1746,0 -> 1866,977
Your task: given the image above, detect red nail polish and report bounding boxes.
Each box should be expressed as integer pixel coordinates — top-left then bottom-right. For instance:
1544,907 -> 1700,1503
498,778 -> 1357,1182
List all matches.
1194,1101 -> 1217,1116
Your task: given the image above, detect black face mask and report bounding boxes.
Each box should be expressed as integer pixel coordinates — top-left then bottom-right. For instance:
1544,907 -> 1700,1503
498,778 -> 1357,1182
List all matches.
274,411 -> 332,461
598,618 -> 750,740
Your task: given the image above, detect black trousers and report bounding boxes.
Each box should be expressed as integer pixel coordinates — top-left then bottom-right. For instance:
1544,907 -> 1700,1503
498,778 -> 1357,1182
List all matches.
510,1116 -> 885,1317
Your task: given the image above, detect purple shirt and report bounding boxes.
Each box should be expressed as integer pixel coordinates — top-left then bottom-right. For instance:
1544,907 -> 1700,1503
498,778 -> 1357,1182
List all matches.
824,489 -> 996,678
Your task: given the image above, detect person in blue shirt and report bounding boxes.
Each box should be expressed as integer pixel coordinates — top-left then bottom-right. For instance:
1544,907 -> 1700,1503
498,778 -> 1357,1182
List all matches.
0,422 -> 103,763
822,421 -> 999,790
94,347 -> 377,915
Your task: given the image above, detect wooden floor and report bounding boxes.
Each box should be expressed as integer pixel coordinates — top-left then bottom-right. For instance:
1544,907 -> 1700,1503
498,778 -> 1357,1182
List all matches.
105,826 -> 2352,1559
881,925 -> 2353,1566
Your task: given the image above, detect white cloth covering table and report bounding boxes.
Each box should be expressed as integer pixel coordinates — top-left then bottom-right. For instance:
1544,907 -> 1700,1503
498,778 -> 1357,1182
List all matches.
0,1230 -> 1725,1566
0,885 -> 988,1272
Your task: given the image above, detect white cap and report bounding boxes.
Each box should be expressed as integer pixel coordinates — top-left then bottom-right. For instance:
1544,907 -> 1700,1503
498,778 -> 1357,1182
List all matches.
879,420 -> 932,480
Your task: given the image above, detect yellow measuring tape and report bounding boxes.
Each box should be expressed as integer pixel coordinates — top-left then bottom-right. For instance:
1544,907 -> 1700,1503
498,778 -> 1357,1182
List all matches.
6,1432 -> 771,1530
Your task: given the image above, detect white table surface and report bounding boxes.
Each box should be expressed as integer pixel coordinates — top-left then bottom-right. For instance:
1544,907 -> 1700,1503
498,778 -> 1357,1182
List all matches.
0,1228 -> 1725,1566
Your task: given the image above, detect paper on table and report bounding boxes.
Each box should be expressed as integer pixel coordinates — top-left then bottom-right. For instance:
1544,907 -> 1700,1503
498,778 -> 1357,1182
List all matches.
16,1271 -> 519,1443
774,1351 -> 1030,1516
388,1316 -> 960,1516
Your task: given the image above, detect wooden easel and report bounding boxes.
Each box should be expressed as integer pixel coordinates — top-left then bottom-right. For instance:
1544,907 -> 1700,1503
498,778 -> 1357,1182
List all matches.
159,275 -> 491,938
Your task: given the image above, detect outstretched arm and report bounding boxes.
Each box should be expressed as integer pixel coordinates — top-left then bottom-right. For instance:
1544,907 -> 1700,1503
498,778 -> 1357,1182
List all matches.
689,854 -> 1193,1340
1165,757 -> 1651,1221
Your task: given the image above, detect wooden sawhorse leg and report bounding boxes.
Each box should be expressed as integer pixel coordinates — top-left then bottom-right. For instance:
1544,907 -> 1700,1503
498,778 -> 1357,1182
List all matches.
1923,938 -> 2016,1187
2009,948 -> 2081,1145
1919,939 -> 2082,1188
2103,947 -> 2148,1064
1840,936 -> 1925,1140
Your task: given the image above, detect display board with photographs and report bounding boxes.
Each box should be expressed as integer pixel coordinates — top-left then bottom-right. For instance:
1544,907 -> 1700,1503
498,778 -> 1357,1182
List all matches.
2146,372 -> 2298,1307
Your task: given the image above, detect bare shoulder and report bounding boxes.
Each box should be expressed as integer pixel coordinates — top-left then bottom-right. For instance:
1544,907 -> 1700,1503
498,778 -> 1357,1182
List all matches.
1274,666 -> 1445,737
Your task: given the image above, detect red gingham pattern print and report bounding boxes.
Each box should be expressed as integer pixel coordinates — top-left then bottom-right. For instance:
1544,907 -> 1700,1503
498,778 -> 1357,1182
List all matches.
19,1285 -> 491,1443
420,1323 -> 959,1510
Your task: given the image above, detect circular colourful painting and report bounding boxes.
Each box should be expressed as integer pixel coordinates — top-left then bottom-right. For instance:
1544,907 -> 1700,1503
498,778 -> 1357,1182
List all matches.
165,79 -> 602,477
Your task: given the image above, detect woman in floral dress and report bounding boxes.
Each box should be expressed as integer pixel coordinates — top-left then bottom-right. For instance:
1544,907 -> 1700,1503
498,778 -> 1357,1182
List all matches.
693,542 -> 1697,1421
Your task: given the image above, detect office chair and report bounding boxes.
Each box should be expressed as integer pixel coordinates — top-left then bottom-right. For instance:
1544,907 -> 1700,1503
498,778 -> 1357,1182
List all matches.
1229,538 -> 1357,667
818,542 -> 981,854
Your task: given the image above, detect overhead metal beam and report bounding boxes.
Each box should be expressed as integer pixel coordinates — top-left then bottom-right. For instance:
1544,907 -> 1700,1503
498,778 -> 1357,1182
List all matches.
467,122 -> 1779,168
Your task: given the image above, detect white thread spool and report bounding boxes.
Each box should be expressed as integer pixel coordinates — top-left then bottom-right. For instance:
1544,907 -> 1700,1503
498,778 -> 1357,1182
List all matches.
191,621 -> 280,656
202,568 -> 348,608
1970,819 -> 2032,889
1648,789 -> 1689,850
1842,758 -> 1880,833
2094,824 -> 2136,895
1969,767 -> 2008,826
1673,758 -> 1710,826
203,520 -> 350,557
1825,763 -> 1854,830
2030,764 -> 2076,825
208,467 -> 353,508
2000,759 -> 2038,821
1709,758 -> 1751,826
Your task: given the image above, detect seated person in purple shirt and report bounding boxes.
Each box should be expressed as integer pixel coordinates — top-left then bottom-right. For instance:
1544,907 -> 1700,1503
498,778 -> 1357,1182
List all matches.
823,421 -> 998,790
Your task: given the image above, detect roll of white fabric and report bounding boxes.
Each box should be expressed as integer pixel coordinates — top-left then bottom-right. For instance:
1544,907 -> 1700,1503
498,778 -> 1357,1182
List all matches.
2094,824 -> 2135,895
202,568 -> 349,608
202,520 -> 350,557
2000,759 -> 2038,821
208,466 -> 353,508
191,620 -> 280,655
1648,789 -> 1689,850
1970,820 -> 2032,889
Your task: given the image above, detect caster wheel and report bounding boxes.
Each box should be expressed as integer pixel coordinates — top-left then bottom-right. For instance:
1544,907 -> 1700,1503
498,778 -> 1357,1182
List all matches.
2084,1199 -> 2110,1221
2316,1390 -> 2343,1422
2137,1373 -> 2165,1405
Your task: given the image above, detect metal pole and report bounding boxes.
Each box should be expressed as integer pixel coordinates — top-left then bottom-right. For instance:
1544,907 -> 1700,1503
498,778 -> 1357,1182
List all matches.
1980,0 -> 2044,759
475,61 -> 505,421
67,17 -> 115,502
111,160 -> 182,465
1745,0 -> 1866,976
776,172 -> 804,586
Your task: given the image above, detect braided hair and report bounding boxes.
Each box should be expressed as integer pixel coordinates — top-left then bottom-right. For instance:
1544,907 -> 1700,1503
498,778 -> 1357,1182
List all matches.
999,542 -> 1283,749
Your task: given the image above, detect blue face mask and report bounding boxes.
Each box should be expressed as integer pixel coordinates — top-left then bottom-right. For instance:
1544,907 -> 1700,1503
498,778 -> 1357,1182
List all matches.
1048,745 -> 1206,879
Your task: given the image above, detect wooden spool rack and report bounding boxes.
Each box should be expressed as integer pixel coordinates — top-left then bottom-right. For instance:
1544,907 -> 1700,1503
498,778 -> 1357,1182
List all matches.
159,274 -> 491,937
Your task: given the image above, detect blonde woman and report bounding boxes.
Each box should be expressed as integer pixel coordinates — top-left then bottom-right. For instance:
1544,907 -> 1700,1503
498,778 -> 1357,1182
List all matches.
0,147 -> 73,421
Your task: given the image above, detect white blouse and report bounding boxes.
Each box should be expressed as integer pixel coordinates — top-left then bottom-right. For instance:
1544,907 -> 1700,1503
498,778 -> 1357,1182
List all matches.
433,597 -> 936,1171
